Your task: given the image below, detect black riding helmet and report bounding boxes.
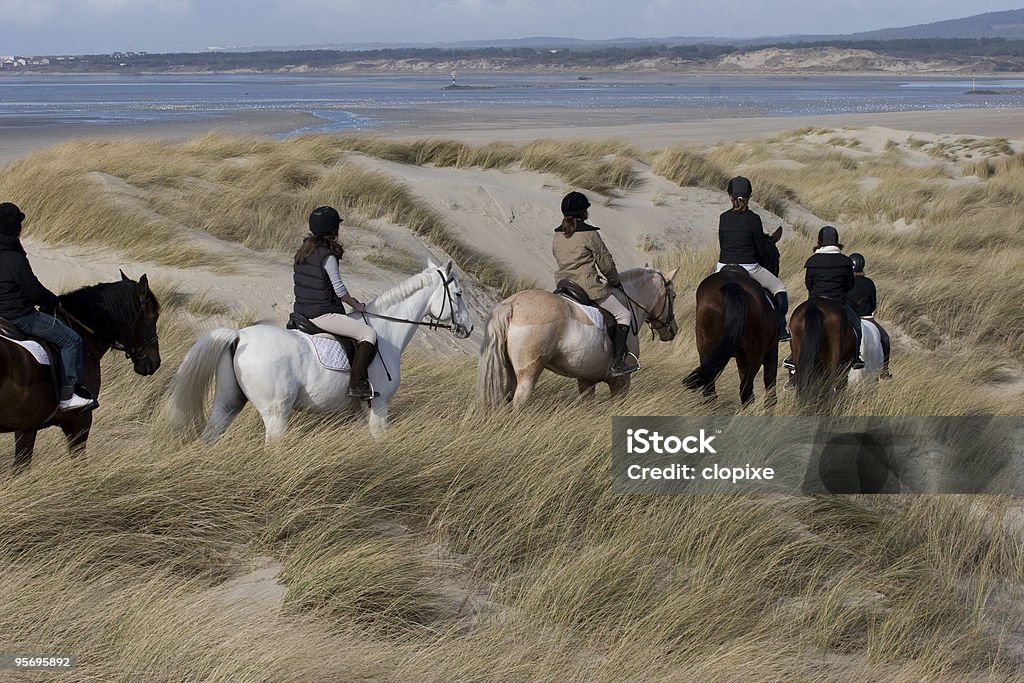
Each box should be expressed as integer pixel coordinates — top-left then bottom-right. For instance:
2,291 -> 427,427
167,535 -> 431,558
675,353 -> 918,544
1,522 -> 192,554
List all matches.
309,206 -> 343,236
561,191 -> 590,217
817,225 -> 841,247
0,202 -> 25,237
727,176 -> 753,199
850,252 -> 865,272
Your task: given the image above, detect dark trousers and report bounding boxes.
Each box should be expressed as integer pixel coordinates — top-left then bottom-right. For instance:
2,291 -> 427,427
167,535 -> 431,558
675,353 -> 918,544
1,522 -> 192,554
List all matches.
10,310 -> 84,389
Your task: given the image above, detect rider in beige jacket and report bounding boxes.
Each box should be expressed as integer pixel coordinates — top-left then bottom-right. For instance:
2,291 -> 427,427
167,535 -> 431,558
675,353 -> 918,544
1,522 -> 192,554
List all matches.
552,191 -> 636,376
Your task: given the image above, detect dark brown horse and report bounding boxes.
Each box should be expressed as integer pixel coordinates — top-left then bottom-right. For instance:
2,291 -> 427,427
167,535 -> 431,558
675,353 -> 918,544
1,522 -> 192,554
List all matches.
789,297 -> 857,404
0,271 -> 161,473
683,227 -> 782,408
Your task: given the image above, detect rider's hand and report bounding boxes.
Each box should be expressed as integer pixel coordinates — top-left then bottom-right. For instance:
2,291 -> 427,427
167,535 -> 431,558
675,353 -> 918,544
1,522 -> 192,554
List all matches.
352,301 -> 366,313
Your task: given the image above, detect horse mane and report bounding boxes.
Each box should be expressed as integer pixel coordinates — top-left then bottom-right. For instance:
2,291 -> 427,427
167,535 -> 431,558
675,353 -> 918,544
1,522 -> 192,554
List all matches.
368,268 -> 436,311
59,280 -> 158,344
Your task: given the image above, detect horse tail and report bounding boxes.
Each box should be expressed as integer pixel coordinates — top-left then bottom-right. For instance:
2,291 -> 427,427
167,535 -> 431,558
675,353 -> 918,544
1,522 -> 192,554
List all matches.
683,282 -> 748,391
476,300 -> 515,410
167,327 -> 240,440
796,304 -> 826,399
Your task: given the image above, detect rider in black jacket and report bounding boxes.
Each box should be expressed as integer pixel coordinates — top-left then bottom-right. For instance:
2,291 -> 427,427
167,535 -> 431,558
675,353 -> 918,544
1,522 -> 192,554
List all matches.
0,202 -> 95,411
804,226 -> 864,369
847,253 -> 891,378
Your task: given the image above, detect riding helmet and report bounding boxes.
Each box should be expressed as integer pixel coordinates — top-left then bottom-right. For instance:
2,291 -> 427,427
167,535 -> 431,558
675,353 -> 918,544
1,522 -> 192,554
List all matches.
0,202 -> 25,237
727,176 -> 753,199
850,252 -> 865,272
560,191 -> 591,216
309,206 -> 343,236
817,225 -> 841,247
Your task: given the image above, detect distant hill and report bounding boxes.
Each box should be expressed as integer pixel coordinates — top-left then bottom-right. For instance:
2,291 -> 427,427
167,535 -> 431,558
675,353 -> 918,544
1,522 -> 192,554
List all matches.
845,7 -> 1024,41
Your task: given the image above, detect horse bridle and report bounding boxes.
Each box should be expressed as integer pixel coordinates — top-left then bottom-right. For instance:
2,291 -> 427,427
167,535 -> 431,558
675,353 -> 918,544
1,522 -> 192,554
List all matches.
618,271 -> 676,338
360,269 -> 462,332
59,306 -> 157,362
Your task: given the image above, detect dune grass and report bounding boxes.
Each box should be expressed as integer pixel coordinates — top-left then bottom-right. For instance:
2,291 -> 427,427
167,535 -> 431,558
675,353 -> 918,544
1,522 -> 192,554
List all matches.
1,129 -> 1024,680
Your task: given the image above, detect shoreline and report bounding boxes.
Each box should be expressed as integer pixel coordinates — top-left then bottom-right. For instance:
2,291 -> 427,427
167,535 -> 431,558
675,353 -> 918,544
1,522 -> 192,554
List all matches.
2,105 -> 1023,168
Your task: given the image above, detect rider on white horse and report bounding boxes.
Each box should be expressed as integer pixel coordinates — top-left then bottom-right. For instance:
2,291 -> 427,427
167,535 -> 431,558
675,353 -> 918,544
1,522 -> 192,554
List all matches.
552,191 -> 636,376
848,252 -> 892,379
715,176 -> 790,342
293,206 -> 378,399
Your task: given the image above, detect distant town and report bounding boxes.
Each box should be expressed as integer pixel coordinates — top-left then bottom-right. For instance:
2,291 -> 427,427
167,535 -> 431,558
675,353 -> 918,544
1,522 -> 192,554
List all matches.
0,52 -> 147,70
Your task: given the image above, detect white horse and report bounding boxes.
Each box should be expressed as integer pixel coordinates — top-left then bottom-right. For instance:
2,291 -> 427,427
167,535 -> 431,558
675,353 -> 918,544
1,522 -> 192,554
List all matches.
168,259 -> 473,441
477,267 -> 679,409
849,317 -> 886,383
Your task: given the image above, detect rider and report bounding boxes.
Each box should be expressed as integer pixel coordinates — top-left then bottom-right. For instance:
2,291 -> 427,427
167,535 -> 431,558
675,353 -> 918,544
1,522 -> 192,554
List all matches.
803,226 -> 865,370
293,206 -> 378,399
848,253 -> 892,379
715,176 -> 789,341
0,202 -> 95,411
553,191 -> 637,376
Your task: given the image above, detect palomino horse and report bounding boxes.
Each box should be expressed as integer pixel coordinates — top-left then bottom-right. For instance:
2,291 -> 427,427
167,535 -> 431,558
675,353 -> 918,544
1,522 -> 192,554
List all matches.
683,227 -> 783,408
789,297 -> 858,404
477,267 -> 678,409
168,260 -> 473,441
0,272 -> 162,473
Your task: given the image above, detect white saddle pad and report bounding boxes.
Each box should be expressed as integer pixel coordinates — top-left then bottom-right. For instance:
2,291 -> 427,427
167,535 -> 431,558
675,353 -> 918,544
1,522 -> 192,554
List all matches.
1,336 -> 51,365
302,334 -> 351,372
561,296 -> 605,330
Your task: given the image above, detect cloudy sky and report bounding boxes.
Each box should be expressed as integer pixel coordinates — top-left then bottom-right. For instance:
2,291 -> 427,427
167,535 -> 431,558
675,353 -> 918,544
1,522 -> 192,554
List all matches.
2,0 -> 1021,55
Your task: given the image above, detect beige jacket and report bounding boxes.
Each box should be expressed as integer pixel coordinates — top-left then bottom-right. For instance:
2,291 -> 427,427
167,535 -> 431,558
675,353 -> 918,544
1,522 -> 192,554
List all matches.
552,221 -> 621,299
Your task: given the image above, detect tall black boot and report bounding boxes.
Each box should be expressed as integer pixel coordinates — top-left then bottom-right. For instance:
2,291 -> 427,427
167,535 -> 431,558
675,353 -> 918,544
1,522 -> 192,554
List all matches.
347,341 -> 377,399
609,324 -> 637,376
773,292 -> 790,342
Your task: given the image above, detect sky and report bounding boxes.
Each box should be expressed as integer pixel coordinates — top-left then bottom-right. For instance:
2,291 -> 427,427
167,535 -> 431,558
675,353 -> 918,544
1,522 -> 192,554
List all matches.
1,0 -> 1022,55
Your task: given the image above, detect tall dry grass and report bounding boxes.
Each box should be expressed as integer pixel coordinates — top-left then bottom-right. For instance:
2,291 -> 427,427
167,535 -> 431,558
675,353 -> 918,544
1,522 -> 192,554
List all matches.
2,130 -> 1024,681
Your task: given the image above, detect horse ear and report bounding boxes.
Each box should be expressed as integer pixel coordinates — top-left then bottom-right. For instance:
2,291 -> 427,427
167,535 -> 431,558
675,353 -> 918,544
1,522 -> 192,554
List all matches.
772,226 -> 783,243
665,267 -> 680,282
138,274 -> 149,293
120,269 -> 130,281
444,260 -> 453,275
426,257 -> 438,270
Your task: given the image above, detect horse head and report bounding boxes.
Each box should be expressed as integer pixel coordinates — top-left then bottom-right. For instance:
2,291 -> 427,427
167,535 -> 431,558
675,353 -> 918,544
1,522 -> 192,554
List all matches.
622,267 -> 679,342
118,270 -> 162,376
426,259 -> 474,339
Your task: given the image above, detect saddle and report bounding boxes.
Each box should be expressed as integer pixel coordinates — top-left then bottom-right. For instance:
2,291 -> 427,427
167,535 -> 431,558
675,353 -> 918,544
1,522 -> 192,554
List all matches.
286,313 -> 356,363
0,317 -> 64,402
718,265 -> 775,310
553,279 -> 617,339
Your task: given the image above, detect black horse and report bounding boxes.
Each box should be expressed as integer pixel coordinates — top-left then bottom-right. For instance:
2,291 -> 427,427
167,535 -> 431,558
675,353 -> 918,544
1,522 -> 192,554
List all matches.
0,271 -> 161,473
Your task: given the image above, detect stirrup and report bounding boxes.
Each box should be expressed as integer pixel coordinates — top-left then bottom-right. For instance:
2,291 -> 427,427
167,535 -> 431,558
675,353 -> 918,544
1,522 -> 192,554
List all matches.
610,353 -> 640,377
852,357 -> 866,370
782,355 -> 795,371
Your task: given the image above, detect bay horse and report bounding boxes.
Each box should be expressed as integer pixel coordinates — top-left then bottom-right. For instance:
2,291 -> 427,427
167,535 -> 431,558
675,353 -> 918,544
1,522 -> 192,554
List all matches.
0,271 -> 162,474
682,227 -> 782,408
168,260 -> 472,441
476,267 -> 679,409
789,297 -> 858,404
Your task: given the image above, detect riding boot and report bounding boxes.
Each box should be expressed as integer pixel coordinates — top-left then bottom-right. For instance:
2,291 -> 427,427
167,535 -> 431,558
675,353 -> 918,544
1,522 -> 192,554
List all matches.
773,292 -> 791,342
347,341 -> 377,399
609,324 -> 638,376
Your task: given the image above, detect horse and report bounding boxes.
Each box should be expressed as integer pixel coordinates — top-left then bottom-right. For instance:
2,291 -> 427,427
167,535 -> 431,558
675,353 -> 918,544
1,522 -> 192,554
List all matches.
682,227 -> 783,408
848,317 -> 887,383
789,297 -> 859,404
0,271 -> 162,474
168,260 -> 473,442
476,267 -> 679,409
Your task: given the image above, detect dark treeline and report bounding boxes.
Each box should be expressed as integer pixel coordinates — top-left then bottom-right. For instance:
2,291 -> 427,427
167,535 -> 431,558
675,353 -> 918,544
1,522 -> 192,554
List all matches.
15,38 -> 1024,73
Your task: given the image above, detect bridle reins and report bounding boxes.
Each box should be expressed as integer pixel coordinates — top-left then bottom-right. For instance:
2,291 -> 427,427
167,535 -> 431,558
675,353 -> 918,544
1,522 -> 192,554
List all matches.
58,304 -> 157,362
359,269 -> 462,333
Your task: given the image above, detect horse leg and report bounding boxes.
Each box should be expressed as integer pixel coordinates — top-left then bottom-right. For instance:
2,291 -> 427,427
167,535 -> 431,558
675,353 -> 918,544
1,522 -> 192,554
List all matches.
763,348 -> 779,412
258,405 -> 291,442
737,355 -> 757,407
203,388 -> 248,444
577,378 -> 597,401
367,400 -> 389,438
61,412 -> 93,457
511,363 -> 544,409
13,431 -> 37,475
607,375 -> 631,400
